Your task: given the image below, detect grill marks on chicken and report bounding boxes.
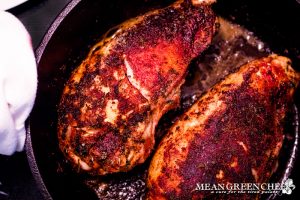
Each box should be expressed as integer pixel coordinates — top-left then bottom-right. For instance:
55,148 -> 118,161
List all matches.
147,55 -> 300,199
58,0 -> 216,175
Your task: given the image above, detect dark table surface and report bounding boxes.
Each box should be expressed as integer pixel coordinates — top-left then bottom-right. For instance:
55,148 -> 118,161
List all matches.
0,0 -> 299,200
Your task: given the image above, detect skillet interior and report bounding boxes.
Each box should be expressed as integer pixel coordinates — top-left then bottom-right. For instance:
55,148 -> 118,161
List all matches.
26,0 -> 300,199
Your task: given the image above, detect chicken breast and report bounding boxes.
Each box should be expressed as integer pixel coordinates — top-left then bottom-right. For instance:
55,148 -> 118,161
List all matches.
147,55 -> 300,199
58,0 -> 216,175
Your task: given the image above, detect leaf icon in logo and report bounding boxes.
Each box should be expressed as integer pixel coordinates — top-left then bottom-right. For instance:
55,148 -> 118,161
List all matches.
282,178 -> 296,195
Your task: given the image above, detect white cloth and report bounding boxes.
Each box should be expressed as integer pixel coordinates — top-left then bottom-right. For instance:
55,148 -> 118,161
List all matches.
0,11 -> 37,155
0,0 -> 28,10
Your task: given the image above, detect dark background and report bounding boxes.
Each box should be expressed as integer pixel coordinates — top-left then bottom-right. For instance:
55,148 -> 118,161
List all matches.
0,0 -> 299,199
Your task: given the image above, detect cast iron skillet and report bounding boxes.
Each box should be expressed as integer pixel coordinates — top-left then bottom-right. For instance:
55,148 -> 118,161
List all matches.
25,0 -> 300,199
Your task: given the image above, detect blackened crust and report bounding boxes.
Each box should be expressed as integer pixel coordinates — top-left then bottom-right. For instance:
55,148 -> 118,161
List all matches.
147,55 -> 300,199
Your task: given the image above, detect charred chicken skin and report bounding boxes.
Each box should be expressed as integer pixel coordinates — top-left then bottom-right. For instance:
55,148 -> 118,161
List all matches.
147,55 -> 300,199
58,0 -> 216,175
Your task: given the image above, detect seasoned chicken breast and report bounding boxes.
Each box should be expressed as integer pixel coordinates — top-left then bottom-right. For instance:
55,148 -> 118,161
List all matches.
58,0 -> 216,175
147,55 -> 300,199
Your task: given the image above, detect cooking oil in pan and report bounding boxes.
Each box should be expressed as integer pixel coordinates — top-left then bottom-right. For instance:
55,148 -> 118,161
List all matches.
181,17 -> 270,110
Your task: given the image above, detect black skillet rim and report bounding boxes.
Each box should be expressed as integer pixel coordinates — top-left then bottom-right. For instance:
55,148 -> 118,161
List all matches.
25,1 -> 81,199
